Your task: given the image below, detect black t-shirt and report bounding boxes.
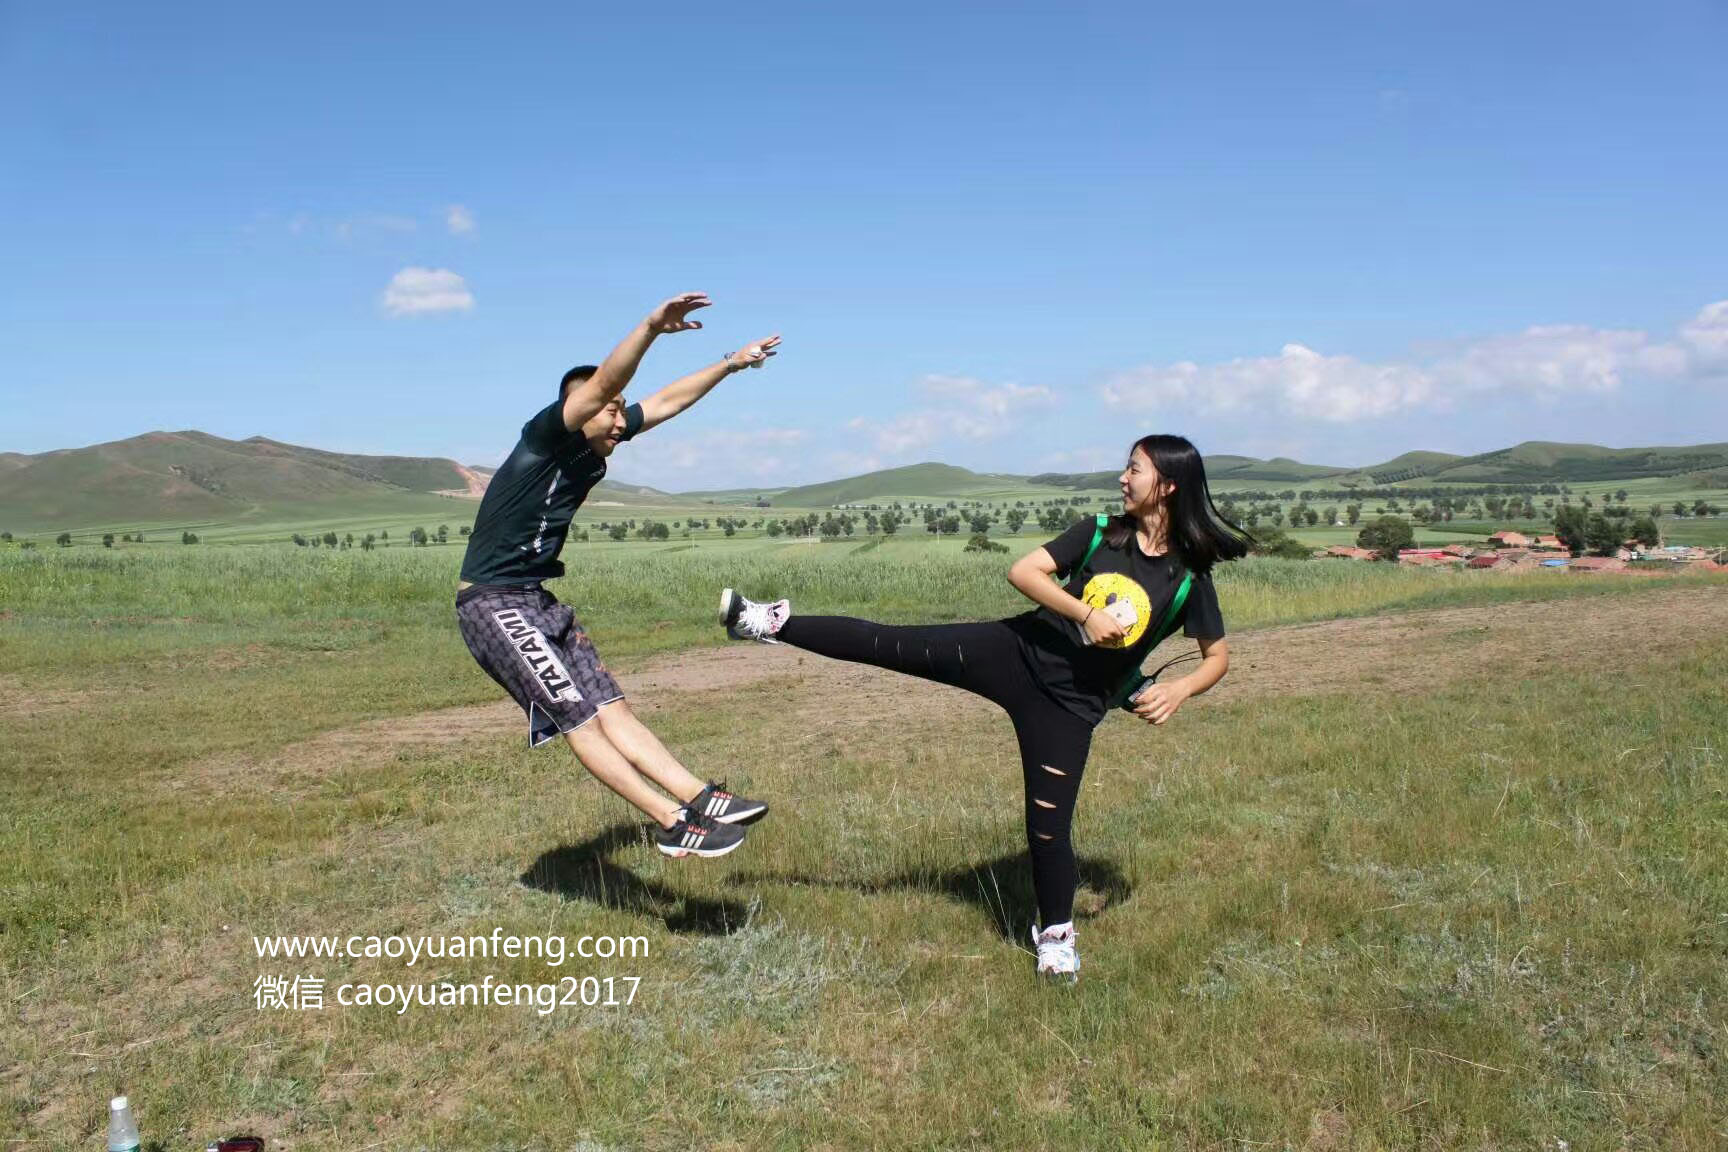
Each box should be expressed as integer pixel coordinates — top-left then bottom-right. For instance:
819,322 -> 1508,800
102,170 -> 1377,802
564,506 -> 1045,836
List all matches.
1009,517 -> 1226,725
458,400 -> 644,587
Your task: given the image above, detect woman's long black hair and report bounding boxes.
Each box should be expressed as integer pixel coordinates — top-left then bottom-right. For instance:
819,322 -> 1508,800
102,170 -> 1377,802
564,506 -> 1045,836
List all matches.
1101,434 -> 1252,572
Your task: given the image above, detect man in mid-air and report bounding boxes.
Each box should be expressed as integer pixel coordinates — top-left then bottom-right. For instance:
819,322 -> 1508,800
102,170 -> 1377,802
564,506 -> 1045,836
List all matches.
456,292 -> 780,858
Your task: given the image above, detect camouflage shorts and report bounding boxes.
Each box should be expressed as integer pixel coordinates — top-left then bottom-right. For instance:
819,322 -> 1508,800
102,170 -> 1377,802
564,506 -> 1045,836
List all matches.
456,585 -> 623,746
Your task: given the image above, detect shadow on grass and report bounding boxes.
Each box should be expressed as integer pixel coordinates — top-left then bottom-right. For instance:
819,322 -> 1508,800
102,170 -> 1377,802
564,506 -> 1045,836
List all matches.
519,822 -> 752,936
728,852 -> 1132,942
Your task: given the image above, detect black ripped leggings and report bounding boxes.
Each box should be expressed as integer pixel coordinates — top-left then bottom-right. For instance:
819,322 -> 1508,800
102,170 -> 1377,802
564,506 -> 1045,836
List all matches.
777,615 -> 1094,927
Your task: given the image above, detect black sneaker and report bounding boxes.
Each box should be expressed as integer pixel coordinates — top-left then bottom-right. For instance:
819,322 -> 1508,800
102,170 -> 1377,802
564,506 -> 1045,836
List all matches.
654,808 -> 746,859
690,779 -> 769,826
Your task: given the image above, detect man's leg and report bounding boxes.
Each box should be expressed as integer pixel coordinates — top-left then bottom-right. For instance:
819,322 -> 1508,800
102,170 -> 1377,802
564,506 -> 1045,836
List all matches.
561,719 -> 683,828
593,700 -> 704,805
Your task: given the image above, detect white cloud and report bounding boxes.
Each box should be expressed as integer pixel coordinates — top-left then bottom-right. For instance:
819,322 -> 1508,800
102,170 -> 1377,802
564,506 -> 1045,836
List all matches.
1103,303 -> 1724,422
446,204 -> 476,235
1106,345 -> 1432,424
1681,300 -> 1728,363
612,427 -> 810,488
382,267 -> 475,316
849,374 -> 1056,456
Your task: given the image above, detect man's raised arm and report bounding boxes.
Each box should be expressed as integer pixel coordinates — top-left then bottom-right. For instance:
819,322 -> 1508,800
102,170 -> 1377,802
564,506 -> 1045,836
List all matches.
561,293 -> 711,431
636,335 -> 781,434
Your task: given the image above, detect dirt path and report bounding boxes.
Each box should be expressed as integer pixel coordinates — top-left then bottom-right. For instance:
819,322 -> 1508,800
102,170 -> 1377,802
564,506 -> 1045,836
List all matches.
179,585 -> 1726,789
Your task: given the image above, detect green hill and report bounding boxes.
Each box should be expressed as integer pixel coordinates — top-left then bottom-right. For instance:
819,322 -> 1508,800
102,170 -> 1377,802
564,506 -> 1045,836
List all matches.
0,431 -> 480,533
1426,442 -> 1728,483
764,463 -> 1020,506
8,430 -> 1727,535
1029,454 -> 1350,492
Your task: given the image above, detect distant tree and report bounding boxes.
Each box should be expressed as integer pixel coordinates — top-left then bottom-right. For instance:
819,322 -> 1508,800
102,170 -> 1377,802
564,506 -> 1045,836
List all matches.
181,531 -> 200,545
56,532 -> 73,547
1585,514 -> 1622,557
102,533 -> 114,548
1627,516 -> 1660,548
1250,527 -> 1312,560
963,533 -> 1008,554
1356,517 -> 1413,561
608,524 -> 629,541
1552,506 -> 1588,554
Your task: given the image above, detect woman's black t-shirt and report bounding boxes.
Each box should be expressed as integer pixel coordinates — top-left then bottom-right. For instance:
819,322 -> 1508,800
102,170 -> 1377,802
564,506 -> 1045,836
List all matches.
1008,517 -> 1226,725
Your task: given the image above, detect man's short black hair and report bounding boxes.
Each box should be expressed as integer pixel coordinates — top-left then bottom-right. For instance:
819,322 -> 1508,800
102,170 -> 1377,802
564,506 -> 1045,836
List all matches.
559,365 -> 598,397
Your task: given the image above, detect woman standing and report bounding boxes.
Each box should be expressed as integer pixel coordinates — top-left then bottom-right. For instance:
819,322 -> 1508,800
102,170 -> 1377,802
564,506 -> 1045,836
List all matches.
721,435 -> 1251,980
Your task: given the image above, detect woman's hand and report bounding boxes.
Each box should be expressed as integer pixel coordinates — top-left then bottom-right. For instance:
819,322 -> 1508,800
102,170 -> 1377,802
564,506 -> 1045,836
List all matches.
1131,679 -> 1191,725
1082,605 -> 1126,647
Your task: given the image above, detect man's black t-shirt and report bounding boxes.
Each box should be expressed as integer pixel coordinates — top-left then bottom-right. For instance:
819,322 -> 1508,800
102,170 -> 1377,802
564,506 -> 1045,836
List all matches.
1009,517 -> 1226,725
459,400 -> 644,587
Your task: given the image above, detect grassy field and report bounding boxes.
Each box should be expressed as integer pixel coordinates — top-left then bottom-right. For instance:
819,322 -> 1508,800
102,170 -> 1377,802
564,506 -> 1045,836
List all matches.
3,547 -> 1725,1149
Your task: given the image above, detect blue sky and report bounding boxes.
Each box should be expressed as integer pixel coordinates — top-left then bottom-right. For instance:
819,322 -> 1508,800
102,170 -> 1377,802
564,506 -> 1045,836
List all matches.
4,1 -> 1725,489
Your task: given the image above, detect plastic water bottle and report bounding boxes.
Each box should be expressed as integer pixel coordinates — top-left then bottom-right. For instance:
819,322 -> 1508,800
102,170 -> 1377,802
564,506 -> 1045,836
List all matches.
107,1095 -> 141,1152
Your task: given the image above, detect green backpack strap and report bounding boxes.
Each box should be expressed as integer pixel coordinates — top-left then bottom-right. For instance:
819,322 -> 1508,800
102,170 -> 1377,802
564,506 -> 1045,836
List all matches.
1110,569 -> 1193,709
1077,513 -> 1109,572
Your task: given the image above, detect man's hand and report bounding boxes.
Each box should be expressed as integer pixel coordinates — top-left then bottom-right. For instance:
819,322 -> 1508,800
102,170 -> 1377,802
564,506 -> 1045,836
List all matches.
1131,680 -> 1191,726
726,334 -> 781,371
647,292 -> 711,334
